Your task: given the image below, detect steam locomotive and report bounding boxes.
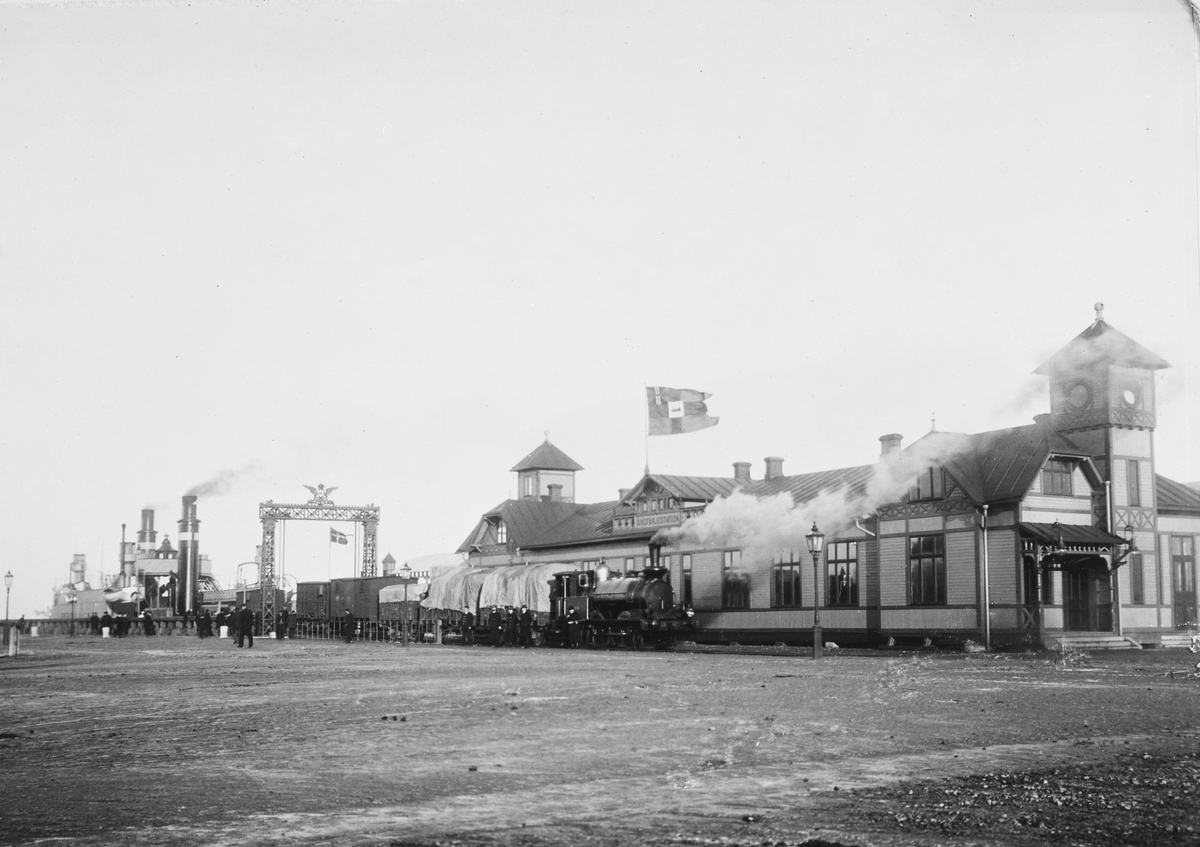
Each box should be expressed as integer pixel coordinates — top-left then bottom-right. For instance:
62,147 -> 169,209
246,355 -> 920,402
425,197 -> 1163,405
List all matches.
544,543 -> 694,648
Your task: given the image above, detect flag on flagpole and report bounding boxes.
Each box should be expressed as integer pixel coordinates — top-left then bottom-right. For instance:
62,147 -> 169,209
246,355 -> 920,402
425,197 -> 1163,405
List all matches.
330,528 -> 349,545
646,386 -> 719,436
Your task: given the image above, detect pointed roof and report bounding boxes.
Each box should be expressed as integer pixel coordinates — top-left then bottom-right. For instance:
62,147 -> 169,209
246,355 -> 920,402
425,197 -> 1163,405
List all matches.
1035,305 -> 1169,375
510,439 -> 583,472
627,473 -> 741,503
382,553 -> 396,565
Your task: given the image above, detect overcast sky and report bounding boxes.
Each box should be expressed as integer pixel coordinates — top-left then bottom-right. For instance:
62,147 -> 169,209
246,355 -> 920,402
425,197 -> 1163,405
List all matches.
2,0 -> 1197,617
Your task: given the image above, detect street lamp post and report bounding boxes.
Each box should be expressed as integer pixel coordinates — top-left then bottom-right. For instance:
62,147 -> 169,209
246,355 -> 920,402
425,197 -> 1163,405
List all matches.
4,570 -> 12,645
806,522 -> 825,660
66,586 -> 77,637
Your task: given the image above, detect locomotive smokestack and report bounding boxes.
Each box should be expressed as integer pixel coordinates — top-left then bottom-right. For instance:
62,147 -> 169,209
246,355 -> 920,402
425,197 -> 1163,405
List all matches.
138,509 -> 157,553
176,495 -> 200,616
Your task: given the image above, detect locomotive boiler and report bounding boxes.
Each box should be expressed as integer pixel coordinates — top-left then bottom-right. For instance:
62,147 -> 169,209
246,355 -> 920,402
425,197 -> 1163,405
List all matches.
546,542 -> 694,648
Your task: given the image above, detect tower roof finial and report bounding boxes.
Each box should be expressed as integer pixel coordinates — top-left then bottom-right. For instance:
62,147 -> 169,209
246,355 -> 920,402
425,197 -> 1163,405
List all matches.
1094,301 -> 1104,322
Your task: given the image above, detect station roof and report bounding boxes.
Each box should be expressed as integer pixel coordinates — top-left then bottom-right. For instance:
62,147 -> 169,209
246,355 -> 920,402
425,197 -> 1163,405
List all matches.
1156,475 -> 1200,515
1034,315 -> 1169,374
510,439 -> 583,472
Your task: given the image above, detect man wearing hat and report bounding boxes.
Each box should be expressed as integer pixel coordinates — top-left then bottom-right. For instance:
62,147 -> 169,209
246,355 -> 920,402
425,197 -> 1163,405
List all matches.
236,603 -> 255,648
462,606 -> 475,646
518,605 -> 533,648
343,608 -> 355,643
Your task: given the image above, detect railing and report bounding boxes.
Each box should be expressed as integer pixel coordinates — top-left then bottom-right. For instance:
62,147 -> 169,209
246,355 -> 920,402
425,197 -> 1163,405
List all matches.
2,616 -> 459,644
291,617 -> 447,643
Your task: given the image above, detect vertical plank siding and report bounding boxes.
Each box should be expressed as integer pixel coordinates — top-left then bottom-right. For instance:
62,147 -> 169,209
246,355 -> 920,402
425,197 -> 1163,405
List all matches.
946,530 -> 977,604
879,536 -> 908,607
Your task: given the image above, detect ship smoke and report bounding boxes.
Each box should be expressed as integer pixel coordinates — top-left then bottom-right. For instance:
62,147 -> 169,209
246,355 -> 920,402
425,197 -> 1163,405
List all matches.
185,460 -> 263,498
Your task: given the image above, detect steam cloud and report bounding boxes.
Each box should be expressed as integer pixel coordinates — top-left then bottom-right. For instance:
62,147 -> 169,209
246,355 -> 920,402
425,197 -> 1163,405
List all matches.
654,433 -> 970,563
185,461 -> 264,499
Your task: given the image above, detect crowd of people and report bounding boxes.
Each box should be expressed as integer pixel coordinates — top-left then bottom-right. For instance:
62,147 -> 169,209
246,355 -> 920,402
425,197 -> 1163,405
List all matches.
479,604 -> 535,648
76,605 -> 294,647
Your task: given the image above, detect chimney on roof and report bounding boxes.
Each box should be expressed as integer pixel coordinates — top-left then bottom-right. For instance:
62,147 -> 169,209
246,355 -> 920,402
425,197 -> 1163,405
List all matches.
880,433 -> 903,456
1033,413 -> 1051,426
619,488 -> 630,502
733,462 -> 751,484
547,483 -> 562,502
764,457 -> 784,480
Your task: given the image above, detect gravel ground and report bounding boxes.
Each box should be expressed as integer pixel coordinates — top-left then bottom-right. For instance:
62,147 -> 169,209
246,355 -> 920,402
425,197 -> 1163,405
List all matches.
0,634 -> 1197,847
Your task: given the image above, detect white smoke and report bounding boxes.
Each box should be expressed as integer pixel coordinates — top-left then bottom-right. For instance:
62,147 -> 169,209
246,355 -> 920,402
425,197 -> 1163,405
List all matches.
656,432 -> 971,564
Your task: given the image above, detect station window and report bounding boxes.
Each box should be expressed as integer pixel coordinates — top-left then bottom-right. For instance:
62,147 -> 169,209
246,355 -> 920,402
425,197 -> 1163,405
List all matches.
1127,459 -> 1141,507
722,550 -> 749,609
826,541 -> 858,607
1129,551 -> 1144,604
908,468 -> 945,501
1042,459 -> 1073,496
772,548 -> 802,608
495,521 -> 507,544
908,534 -> 945,606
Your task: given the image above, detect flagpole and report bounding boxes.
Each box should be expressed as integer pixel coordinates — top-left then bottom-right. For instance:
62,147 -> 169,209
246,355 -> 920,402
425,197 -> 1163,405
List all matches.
644,385 -> 651,475
327,534 -> 331,581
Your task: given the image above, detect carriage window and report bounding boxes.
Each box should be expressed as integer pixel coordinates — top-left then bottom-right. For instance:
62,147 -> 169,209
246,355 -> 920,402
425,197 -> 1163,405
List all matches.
681,554 -> 693,607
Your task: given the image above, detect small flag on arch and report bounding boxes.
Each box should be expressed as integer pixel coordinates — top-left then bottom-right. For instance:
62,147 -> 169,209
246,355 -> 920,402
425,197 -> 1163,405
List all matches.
646,386 -> 719,436
330,528 -> 349,545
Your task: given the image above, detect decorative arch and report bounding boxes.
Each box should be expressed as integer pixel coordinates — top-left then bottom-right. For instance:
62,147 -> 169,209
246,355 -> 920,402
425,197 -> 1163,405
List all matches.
257,485 -> 380,631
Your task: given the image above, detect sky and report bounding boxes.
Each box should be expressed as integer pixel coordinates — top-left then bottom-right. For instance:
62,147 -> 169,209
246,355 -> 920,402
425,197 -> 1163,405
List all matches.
1,0 -> 1198,618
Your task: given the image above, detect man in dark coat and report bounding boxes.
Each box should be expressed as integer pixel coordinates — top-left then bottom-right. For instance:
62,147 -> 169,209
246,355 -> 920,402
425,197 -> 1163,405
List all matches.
198,609 -> 213,638
462,606 -> 475,646
100,611 -> 113,635
226,607 -> 238,641
503,607 -> 518,647
276,608 -> 289,641
487,606 -> 503,647
237,604 -> 255,648
141,609 -> 155,636
343,609 -> 355,643
566,607 -> 581,648
518,605 -> 534,648
89,613 -> 101,635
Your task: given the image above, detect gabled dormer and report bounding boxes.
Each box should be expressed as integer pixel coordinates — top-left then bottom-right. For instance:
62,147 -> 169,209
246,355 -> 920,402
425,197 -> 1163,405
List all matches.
510,438 -> 582,503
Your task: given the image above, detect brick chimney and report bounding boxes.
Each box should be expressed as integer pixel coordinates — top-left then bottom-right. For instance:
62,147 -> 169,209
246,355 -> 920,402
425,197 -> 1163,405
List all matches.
879,433 -> 903,456
733,462 -> 751,484
764,456 -> 784,480
548,483 -> 563,502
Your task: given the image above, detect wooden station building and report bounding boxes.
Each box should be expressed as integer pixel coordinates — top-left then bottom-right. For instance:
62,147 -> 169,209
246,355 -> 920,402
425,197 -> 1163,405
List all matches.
458,308 -> 1199,648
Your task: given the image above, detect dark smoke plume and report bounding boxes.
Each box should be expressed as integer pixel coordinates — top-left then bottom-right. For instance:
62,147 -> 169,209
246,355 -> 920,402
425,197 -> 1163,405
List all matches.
185,461 -> 263,498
